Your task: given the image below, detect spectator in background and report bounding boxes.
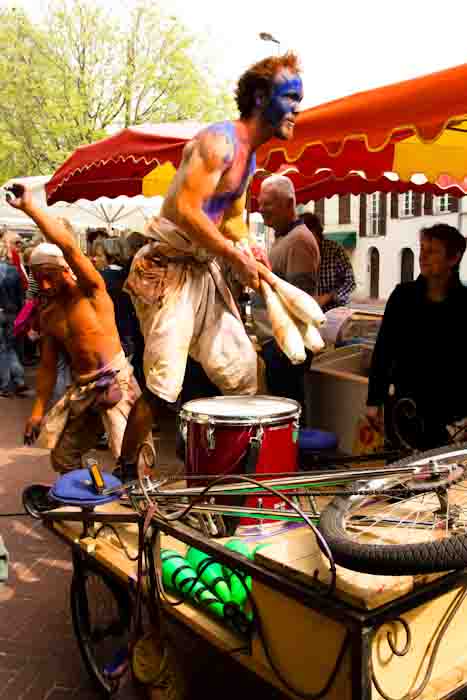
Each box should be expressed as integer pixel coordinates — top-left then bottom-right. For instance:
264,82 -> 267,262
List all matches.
20,244 -> 41,366
366,223 -> 467,449
93,235 -> 146,391
3,231 -> 29,291
122,233 -> 148,391
23,244 -> 41,301
303,212 -> 356,312
86,228 -> 109,260
252,175 -> 320,420
91,238 -> 110,272
0,239 -> 27,397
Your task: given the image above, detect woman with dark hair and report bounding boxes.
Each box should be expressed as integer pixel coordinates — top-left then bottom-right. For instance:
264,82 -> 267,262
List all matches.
366,223 -> 467,449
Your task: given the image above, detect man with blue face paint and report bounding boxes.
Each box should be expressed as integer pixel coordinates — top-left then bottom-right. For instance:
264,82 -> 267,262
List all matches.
264,70 -> 304,139
120,53 -> 303,478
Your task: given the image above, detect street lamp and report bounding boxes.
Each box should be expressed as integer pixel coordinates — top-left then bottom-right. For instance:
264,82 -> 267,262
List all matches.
259,32 -> 281,54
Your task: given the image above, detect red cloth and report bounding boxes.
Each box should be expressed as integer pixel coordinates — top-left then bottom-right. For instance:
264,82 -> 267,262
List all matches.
13,299 -> 39,337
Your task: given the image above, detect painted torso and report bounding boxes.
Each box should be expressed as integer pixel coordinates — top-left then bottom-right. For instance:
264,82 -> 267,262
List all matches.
201,121 -> 256,224
161,120 -> 256,228
40,287 -> 122,376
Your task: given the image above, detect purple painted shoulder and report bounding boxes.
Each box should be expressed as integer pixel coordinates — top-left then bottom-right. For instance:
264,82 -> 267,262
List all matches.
198,121 -> 236,166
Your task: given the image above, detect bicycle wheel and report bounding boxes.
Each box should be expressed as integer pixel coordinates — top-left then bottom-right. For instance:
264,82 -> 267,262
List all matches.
70,560 -> 132,695
319,443 -> 467,576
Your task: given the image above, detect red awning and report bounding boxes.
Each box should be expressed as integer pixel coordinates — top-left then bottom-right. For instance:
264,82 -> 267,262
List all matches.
46,122 -> 204,205
256,63 -> 467,194
46,63 -> 467,207
249,166 -> 465,210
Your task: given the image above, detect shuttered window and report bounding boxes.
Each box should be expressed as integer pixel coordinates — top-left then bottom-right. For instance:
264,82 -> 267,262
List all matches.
338,194 -> 351,224
379,193 -> 387,235
368,194 -> 380,235
359,195 -> 367,237
424,193 -> 433,215
414,192 -> 422,217
435,194 -> 459,214
314,198 -> 325,225
399,192 -> 414,217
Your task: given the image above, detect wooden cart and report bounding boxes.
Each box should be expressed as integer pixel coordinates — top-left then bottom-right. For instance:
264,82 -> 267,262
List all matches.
42,500 -> 467,700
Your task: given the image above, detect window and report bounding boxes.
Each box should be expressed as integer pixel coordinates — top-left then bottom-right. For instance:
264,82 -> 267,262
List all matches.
401,248 -> 415,283
399,192 -> 415,218
435,194 -> 450,213
368,194 -> 380,236
369,247 -> 380,298
434,194 -> 459,214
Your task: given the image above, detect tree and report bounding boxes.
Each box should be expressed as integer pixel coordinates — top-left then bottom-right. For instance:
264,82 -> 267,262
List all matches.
0,0 -> 237,181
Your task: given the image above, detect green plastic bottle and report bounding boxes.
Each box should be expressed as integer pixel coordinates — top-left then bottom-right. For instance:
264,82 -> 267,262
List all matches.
225,539 -> 252,559
186,547 -> 232,604
160,549 -> 225,619
252,542 -> 272,556
223,602 -> 253,636
223,539 -> 252,608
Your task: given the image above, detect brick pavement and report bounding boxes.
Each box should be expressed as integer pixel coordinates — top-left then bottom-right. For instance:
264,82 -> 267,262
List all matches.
0,382 -> 147,699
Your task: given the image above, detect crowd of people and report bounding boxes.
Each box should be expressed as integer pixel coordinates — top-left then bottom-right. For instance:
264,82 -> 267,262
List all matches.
2,48 -> 465,486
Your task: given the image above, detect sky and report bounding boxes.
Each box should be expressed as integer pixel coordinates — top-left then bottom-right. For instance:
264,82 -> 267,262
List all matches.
13,0 -> 467,109
166,0 -> 467,109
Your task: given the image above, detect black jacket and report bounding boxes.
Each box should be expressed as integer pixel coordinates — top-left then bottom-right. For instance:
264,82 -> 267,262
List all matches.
367,275 -> 467,428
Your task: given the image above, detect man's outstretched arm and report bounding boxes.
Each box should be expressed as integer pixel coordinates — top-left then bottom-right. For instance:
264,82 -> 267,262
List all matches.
6,184 -> 105,295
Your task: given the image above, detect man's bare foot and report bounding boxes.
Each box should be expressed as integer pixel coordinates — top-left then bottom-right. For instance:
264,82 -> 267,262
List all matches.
137,441 -> 157,480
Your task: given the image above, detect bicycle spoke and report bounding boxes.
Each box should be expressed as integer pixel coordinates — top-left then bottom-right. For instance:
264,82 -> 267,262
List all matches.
346,479 -> 467,547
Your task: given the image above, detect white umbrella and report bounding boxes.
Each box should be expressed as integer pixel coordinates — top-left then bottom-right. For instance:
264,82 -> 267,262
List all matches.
1,175 -> 162,234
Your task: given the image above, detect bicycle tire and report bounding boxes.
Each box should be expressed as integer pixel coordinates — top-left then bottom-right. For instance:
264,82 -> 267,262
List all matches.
318,443 -> 467,576
70,560 -> 132,695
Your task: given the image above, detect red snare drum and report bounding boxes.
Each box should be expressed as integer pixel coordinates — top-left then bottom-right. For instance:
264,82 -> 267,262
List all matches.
179,395 -> 301,521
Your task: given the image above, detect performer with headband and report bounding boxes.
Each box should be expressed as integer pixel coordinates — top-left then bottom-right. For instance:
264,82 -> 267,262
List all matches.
5,186 -> 141,473
119,53 -> 304,478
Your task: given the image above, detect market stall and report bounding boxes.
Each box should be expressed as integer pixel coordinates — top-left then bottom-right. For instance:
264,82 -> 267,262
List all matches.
38,443 -> 467,700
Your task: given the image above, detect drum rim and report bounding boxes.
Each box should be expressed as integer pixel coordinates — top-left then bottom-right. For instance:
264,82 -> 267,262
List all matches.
179,394 -> 301,426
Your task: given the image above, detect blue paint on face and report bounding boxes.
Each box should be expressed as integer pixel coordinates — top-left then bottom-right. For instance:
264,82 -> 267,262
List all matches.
264,70 -> 303,130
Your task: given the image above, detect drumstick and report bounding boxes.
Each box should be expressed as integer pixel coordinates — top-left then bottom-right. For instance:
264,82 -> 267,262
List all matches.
297,320 -> 325,353
260,279 -> 306,365
257,262 -> 326,327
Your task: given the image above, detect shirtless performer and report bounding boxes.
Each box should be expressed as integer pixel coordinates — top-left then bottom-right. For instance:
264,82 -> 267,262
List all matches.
120,52 -> 303,476
6,184 -> 140,473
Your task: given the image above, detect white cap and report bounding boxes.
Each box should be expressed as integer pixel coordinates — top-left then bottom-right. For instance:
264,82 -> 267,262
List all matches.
30,243 -> 69,268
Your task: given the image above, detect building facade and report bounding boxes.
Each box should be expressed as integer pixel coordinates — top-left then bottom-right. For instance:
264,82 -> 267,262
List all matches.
350,192 -> 467,300
251,192 -> 467,301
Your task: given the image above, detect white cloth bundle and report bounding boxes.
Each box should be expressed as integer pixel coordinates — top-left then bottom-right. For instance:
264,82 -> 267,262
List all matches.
257,262 -> 326,363
260,280 -> 307,364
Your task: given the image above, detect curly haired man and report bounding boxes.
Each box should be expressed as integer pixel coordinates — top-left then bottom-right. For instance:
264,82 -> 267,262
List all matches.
120,53 -> 304,476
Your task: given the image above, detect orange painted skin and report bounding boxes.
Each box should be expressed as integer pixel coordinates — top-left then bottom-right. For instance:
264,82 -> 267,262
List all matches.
34,264 -> 121,377
5,183 -> 123,441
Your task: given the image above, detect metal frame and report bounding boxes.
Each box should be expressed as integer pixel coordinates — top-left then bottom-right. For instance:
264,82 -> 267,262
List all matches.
44,508 -> 467,699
